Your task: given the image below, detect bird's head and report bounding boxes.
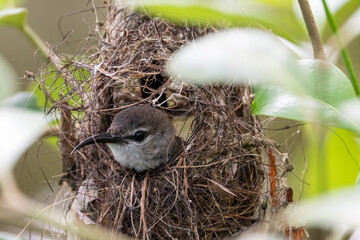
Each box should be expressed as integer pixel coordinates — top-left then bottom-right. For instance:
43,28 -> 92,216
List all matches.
72,105 -> 177,172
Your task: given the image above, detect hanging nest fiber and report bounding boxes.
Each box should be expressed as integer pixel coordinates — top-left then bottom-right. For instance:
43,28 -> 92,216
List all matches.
39,1 -> 289,239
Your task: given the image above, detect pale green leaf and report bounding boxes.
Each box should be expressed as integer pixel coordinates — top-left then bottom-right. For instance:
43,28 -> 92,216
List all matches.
0,231 -> 21,240
252,60 -> 359,132
0,107 -> 47,179
287,127 -> 360,198
168,29 -> 304,93
339,98 -> 360,126
0,92 -> 40,111
0,7 -> 27,29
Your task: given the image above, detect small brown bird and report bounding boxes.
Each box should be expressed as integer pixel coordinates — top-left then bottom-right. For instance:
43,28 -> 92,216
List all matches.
72,105 -> 182,172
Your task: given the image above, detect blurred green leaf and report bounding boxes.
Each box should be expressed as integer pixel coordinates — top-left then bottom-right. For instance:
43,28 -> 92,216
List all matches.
0,107 -> 47,179
0,7 -> 27,29
0,92 -> 41,111
252,60 -> 359,132
306,128 -> 359,197
136,0 -> 306,41
0,54 -> 17,101
325,130 -> 360,190
255,0 -> 294,8
168,29 -> 304,93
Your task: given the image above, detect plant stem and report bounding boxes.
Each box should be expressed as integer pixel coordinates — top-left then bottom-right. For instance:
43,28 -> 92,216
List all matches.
321,0 -> 360,96
297,0 -> 327,61
22,24 -> 49,59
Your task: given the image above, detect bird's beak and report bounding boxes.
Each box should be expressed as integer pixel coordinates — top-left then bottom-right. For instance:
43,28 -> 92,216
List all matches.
71,133 -> 123,154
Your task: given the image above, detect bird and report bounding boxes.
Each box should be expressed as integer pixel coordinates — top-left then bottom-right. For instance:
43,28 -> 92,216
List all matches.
71,105 -> 183,172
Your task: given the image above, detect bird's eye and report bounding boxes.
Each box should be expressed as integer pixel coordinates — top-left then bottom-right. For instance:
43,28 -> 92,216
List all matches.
134,131 -> 146,142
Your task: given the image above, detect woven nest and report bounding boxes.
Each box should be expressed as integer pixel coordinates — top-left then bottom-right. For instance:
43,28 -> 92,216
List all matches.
38,3 -> 287,240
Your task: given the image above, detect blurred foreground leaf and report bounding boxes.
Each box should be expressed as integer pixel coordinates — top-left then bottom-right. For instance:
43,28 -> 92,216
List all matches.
289,187 -> 360,229
0,231 -> 20,240
0,92 -> 41,111
0,7 -> 26,29
0,107 -> 47,179
339,98 -> 360,127
136,0 -> 305,41
168,29 -> 303,92
252,60 -> 359,132
169,29 -> 358,132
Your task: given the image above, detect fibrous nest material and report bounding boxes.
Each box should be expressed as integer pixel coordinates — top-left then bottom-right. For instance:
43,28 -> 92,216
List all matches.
38,2 -> 288,239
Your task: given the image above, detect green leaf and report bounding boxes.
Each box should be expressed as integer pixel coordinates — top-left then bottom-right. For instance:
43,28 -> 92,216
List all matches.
168,29 -> 304,93
136,0 -> 306,41
0,7 -> 27,29
252,60 -> 359,132
324,129 -> 360,191
0,107 -> 47,179
0,92 -> 41,111
0,54 -> 17,101
296,127 -> 360,198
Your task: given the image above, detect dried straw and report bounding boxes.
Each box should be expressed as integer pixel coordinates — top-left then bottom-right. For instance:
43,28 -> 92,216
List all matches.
38,4 -> 288,239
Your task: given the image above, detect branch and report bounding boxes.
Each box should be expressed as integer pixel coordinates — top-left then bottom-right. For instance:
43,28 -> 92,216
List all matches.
297,0 -> 327,61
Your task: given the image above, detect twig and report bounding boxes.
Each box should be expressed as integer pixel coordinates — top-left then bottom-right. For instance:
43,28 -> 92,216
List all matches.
137,172 -> 148,239
268,149 -> 279,208
297,0 -> 327,60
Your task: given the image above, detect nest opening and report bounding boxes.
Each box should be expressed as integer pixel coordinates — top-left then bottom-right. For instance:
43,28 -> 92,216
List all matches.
38,7 -> 286,240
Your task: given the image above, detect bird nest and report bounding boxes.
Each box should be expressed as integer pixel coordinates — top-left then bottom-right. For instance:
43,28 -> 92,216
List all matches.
38,3 -> 288,240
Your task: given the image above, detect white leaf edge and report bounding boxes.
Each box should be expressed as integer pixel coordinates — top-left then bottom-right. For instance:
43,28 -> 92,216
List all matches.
0,107 -> 47,179
168,28 -> 304,93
